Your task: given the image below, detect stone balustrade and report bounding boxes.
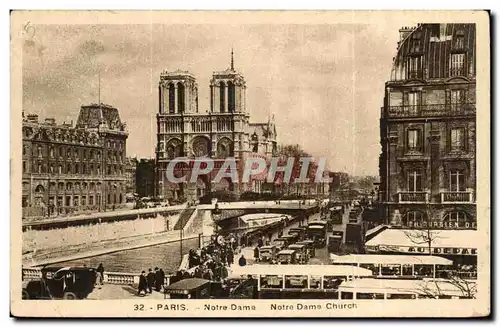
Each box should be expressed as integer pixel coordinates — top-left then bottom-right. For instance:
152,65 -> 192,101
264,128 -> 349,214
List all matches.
22,267 -> 43,280
22,267 -> 174,286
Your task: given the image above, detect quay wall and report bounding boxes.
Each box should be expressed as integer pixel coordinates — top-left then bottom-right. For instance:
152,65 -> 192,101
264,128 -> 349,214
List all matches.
23,213 -> 180,253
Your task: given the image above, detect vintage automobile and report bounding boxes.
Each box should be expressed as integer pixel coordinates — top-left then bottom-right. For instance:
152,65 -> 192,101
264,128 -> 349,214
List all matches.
288,227 -> 307,241
306,221 -> 328,248
22,266 -> 97,300
164,278 -> 213,299
328,233 -> 344,253
277,249 -> 298,264
287,244 -> 308,264
259,245 -> 278,263
273,235 -> 298,251
296,240 -> 316,258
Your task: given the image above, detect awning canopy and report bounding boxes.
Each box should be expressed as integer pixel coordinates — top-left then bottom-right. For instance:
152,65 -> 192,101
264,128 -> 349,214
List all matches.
364,229 -> 478,256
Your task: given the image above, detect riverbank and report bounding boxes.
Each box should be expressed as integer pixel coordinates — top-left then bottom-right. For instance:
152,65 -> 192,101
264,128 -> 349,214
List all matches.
23,230 -> 201,268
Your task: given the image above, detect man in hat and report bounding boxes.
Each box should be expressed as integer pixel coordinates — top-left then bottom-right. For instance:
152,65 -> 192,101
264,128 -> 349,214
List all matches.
154,267 -> 162,292
146,268 -> 155,294
138,271 -> 148,296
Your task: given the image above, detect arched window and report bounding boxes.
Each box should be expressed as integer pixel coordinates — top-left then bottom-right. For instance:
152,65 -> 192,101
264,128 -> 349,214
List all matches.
66,182 -> 72,191
217,138 -> 232,158
177,83 -> 185,113
403,210 -> 426,227
219,82 -> 226,112
443,211 -> 471,226
67,163 -> 72,174
228,81 -> 235,112
168,83 -> 175,114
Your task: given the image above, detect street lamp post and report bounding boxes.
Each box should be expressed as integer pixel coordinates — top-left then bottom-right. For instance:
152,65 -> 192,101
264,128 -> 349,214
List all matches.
212,203 -> 221,235
179,220 -> 183,261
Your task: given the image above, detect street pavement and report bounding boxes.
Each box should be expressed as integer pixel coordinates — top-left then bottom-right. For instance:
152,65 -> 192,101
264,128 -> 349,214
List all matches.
87,284 -> 165,300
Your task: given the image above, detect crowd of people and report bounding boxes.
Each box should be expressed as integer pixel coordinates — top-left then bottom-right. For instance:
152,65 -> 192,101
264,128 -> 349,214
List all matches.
168,235 -> 251,284
137,267 -> 167,296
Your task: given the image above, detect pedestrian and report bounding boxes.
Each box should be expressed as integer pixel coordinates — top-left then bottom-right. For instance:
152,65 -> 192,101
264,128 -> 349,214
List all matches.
138,271 -> 148,296
159,268 -> 165,288
238,254 -> 247,267
154,267 -> 162,291
146,269 -> 155,293
257,236 -> 263,248
227,247 -> 234,267
95,263 -> 104,288
254,246 -> 260,262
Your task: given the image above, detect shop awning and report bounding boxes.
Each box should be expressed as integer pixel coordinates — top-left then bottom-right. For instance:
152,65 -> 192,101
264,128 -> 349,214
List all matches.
364,229 -> 478,256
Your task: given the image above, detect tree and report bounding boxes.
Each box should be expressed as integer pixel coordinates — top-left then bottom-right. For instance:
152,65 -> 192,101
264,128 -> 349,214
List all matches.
416,274 -> 477,299
403,203 -> 441,255
275,144 -> 311,195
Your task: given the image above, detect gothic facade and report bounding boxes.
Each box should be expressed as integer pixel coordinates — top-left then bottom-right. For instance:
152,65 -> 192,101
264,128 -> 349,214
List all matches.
379,24 -> 476,229
155,54 -> 278,201
22,103 -> 129,218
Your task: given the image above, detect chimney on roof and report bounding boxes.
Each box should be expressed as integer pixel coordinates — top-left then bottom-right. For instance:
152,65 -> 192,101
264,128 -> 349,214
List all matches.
398,26 -> 414,42
27,114 -> 39,123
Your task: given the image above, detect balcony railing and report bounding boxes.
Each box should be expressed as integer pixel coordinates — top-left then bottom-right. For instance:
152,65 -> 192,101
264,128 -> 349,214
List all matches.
441,191 -> 473,204
384,103 -> 475,118
398,191 -> 429,203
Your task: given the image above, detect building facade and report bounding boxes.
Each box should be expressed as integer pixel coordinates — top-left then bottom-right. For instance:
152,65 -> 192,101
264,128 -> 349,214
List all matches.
155,53 -> 278,201
136,158 -> 156,198
379,24 -> 476,229
124,157 -> 138,194
22,103 -> 129,218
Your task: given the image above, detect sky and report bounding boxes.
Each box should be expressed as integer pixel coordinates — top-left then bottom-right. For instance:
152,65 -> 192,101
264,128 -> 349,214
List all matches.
22,23 -> 403,176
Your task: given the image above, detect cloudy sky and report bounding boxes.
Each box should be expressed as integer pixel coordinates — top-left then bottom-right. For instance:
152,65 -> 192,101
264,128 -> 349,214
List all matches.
22,23 -> 404,176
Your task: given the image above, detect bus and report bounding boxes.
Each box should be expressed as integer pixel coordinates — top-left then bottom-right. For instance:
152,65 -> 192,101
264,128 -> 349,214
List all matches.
329,206 -> 344,225
329,254 -> 454,278
306,221 -> 328,247
336,278 -> 476,299
227,264 -> 374,299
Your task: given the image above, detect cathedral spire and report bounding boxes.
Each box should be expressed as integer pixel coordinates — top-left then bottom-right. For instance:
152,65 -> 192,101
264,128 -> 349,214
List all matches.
231,48 -> 234,70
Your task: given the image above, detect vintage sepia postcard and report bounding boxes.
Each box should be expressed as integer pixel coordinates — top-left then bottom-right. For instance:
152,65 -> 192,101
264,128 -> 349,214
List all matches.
10,10 -> 490,318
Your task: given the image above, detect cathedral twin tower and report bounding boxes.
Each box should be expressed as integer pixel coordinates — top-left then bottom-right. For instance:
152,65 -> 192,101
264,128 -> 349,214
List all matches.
156,52 -> 277,200
158,51 -> 246,115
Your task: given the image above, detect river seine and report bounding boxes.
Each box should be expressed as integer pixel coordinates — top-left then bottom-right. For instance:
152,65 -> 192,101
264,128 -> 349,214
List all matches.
49,238 -> 199,274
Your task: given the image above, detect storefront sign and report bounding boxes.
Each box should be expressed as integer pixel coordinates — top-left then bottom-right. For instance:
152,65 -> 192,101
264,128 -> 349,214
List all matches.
373,244 -> 477,256
403,221 -> 477,230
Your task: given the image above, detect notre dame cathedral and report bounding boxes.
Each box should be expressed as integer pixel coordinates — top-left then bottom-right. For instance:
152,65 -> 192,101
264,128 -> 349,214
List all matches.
155,51 -> 278,201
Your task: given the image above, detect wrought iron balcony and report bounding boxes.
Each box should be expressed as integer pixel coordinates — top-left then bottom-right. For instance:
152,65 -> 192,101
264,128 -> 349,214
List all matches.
398,191 -> 429,203
440,191 -> 474,204
384,103 -> 476,118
